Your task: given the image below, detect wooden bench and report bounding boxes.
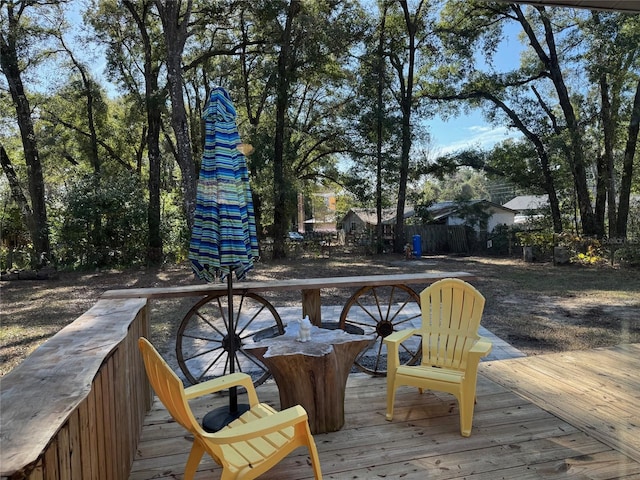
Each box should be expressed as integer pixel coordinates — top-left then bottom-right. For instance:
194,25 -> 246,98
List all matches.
103,272 -> 477,381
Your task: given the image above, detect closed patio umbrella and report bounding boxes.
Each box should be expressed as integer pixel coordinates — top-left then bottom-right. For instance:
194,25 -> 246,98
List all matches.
189,86 -> 258,283
188,86 -> 259,430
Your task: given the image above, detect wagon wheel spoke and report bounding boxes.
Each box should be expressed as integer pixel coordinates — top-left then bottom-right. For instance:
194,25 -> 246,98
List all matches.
181,342 -> 224,362
194,348 -> 228,383
236,302 -> 270,337
339,285 -> 421,376
187,310 -> 227,339
177,292 -> 284,386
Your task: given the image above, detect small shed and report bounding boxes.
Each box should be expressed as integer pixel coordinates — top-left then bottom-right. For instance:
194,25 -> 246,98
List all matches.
340,207 -> 414,236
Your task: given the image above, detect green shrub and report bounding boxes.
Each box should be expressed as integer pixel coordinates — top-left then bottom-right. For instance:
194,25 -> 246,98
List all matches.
556,233 -> 606,265
0,200 -> 31,270
515,230 -> 555,260
161,189 -> 189,263
487,224 -> 516,256
614,243 -> 640,267
55,174 -> 148,268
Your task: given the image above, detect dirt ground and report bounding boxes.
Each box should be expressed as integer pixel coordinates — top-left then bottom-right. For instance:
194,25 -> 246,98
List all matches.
2,249 -> 639,377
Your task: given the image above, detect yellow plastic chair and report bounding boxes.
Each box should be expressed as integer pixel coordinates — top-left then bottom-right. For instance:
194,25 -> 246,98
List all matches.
384,278 -> 492,437
138,337 -> 322,480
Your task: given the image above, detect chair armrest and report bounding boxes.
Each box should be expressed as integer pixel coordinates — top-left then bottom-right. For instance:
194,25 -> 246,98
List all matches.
384,329 -> 419,374
184,373 -> 258,406
206,405 -> 309,443
469,337 -> 492,356
383,328 -> 418,347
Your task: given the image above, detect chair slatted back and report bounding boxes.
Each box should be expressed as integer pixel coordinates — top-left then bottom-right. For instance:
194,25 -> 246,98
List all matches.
419,279 -> 486,371
138,338 -> 202,434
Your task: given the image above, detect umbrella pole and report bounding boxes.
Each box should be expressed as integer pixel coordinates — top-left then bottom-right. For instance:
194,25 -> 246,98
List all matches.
202,268 -> 250,432
227,272 -> 238,413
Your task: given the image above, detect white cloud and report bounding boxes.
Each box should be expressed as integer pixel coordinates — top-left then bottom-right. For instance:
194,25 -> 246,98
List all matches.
435,125 -> 521,156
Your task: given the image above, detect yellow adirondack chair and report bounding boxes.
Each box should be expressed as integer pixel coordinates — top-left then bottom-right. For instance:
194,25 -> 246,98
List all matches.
138,337 -> 322,480
384,278 -> 492,437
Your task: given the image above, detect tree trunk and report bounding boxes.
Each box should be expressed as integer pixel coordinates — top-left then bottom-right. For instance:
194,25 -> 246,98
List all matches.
615,78 -> 640,238
66,48 -> 104,256
375,5 -> 388,254
272,0 -> 300,259
156,0 -> 197,232
1,21 -> 50,265
516,6 -> 598,235
395,100 -> 410,253
598,72 -> 616,238
538,8 -> 598,235
244,326 -> 374,434
146,97 -> 164,263
0,144 -> 35,235
126,0 -> 163,263
394,0 -> 419,254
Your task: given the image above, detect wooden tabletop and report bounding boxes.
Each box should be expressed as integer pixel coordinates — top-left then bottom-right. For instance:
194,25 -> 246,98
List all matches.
245,324 -> 375,358
101,271 -> 476,299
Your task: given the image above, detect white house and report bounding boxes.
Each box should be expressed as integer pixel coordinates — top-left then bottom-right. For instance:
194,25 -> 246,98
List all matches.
425,200 -> 517,233
341,201 -> 516,236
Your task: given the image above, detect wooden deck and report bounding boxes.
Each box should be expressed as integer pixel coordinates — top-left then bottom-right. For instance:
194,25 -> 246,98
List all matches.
129,344 -> 640,479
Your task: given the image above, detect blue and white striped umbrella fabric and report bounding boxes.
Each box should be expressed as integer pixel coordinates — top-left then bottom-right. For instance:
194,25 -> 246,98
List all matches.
189,87 -> 258,282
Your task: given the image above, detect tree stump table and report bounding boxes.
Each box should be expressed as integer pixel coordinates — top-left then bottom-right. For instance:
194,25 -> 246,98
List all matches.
244,323 -> 374,434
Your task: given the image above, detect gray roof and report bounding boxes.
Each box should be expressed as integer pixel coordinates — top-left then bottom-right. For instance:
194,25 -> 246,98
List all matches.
503,195 -> 549,212
344,200 -> 520,225
344,207 -> 414,225
428,200 -> 517,221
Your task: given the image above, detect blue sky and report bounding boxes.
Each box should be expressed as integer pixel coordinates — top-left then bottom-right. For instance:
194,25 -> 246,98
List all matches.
428,22 -> 525,155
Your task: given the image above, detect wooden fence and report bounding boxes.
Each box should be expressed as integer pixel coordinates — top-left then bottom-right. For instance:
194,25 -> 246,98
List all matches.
0,298 -> 151,480
405,225 -> 470,254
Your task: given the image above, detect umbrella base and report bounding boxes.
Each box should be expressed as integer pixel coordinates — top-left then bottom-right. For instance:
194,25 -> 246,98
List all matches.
202,404 -> 251,432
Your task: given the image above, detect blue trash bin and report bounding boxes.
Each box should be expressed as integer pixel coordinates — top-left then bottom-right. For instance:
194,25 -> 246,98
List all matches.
412,235 -> 422,258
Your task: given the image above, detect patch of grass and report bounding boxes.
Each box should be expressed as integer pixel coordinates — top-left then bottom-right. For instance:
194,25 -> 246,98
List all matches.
2,252 -> 639,377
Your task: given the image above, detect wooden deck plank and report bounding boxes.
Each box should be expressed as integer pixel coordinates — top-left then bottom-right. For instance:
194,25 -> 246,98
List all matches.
129,344 -> 640,480
504,348 -> 640,405
480,344 -> 640,464
263,435 -> 637,480
480,357 -> 638,425
313,433 -> 616,479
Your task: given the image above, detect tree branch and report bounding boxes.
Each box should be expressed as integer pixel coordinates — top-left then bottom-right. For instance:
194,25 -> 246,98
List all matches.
42,111 -> 134,172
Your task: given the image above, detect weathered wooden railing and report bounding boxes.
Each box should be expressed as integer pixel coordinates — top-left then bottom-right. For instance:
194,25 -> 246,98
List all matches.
0,298 -> 151,480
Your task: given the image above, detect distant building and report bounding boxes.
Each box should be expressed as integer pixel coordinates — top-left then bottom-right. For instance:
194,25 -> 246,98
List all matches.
503,195 -> 549,224
341,200 -> 515,236
340,207 -> 414,237
296,192 -> 338,233
303,218 -> 337,233
425,200 -> 516,233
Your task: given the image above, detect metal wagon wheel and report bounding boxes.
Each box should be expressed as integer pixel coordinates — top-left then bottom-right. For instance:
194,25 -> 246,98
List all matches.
176,292 -> 284,386
339,284 -> 422,376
